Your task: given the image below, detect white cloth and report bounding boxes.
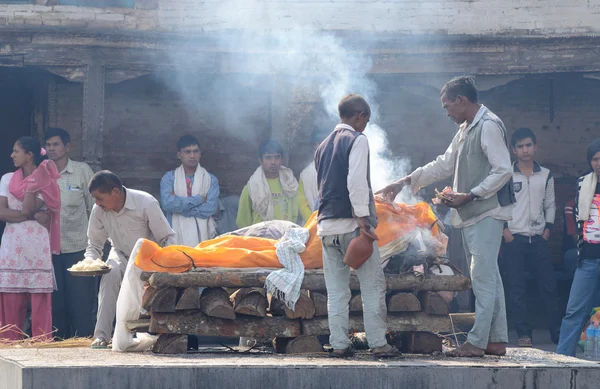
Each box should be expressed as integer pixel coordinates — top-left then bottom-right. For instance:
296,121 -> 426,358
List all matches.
172,164 -> 217,246
113,239 -> 157,352
264,227 -> 308,310
409,106 -> 513,228
247,165 -> 298,221
300,161 -> 318,211
317,125 -> 370,236
578,172 -> 598,222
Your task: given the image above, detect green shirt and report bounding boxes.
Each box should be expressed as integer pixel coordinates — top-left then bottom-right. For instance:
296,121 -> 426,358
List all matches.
236,177 -> 300,228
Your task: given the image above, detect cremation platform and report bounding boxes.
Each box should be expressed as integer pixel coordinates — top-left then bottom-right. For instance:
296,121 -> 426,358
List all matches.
0,347 -> 598,389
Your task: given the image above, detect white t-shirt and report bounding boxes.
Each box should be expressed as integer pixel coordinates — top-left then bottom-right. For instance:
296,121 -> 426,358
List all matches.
0,173 -> 13,198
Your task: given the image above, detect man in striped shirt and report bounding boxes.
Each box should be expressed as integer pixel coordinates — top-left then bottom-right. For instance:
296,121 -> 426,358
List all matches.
501,127 -> 561,347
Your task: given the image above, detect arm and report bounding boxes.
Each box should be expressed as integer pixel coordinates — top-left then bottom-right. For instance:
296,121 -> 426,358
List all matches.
543,175 -> 556,239
297,179 -> 313,222
186,175 -> 220,219
236,186 -> 253,228
84,205 -> 109,260
565,200 -> 578,245
159,171 -> 205,214
21,192 -> 44,218
0,196 -> 28,223
470,121 -> 512,199
146,199 -> 176,247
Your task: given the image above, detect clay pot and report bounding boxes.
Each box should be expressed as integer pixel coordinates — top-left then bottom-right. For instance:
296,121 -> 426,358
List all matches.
344,230 -> 376,270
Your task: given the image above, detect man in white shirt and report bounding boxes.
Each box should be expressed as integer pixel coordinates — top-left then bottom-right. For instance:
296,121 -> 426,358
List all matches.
315,94 -> 399,358
378,77 -> 515,357
86,171 -> 175,348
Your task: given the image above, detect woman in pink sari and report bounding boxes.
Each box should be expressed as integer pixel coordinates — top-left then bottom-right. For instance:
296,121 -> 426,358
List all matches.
0,137 -> 61,340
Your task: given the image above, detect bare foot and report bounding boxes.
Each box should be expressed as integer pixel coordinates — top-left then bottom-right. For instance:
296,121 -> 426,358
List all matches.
485,342 -> 506,356
446,342 -> 485,357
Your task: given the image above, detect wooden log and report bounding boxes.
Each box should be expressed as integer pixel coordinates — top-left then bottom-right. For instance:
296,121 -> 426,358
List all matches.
150,287 -> 178,313
401,332 -> 443,354
349,294 -> 362,312
270,291 -> 315,320
230,288 -> 268,317
152,334 -> 187,355
148,270 -> 472,292
200,288 -> 236,320
309,291 -> 328,316
141,286 -> 158,311
301,312 -> 475,336
126,319 -> 150,333
387,293 -> 421,312
150,311 -> 301,338
418,291 -> 450,315
175,287 -> 201,311
273,336 -> 323,354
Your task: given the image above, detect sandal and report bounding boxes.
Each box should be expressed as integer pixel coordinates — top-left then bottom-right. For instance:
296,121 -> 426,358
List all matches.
517,337 -> 533,347
372,344 -> 401,358
91,337 -> 108,349
329,346 -> 355,358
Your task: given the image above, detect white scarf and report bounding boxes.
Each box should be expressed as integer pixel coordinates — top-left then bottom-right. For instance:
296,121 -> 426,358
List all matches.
247,165 -> 298,221
578,172 -> 599,222
300,161 -> 318,211
172,164 -> 217,247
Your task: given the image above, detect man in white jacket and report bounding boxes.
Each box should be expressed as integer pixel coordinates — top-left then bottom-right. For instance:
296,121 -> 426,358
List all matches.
501,127 -> 561,347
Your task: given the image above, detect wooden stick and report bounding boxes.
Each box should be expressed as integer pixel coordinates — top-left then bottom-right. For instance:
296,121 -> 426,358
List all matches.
418,291 -> 450,315
200,288 -> 236,320
387,293 -> 421,312
148,270 -> 471,292
152,334 -> 187,354
309,291 -> 328,316
270,291 -> 315,320
175,287 -> 201,311
230,288 -> 268,317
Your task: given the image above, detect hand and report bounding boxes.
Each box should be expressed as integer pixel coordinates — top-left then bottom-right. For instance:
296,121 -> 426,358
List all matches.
33,210 -> 50,228
356,217 -> 378,240
375,177 -> 409,202
542,229 -> 551,241
503,229 -> 514,243
442,192 -> 473,209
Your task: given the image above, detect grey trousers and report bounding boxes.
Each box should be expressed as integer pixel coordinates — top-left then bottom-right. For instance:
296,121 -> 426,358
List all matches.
93,248 -> 128,341
461,217 -> 508,349
321,229 -> 388,350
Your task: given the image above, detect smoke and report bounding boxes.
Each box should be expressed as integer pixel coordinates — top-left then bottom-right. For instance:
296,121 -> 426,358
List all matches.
156,0 -> 415,192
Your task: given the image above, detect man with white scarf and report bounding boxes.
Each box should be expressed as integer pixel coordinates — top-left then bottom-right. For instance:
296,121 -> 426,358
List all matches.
298,130 -> 328,222
160,135 -> 220,246
236,140 -> 300,228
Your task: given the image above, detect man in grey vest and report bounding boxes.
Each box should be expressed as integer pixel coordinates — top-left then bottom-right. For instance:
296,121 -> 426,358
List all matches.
377,77 -> 515,357
315,94 -> 400,358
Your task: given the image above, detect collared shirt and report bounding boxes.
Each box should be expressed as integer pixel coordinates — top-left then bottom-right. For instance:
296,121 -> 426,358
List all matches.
410,105 -> 513,228
57,158 -> 95,253
159,170 -> 220,226
317,124 -> 370,236
84,187 -> 176,261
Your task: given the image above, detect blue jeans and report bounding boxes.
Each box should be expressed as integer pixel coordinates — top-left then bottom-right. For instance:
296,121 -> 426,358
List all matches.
556,258 -> 600,356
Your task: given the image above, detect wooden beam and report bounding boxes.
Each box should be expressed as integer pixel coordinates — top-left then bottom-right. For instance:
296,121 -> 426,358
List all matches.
148,269 -> 472,292
301,312 -> 475,335
150,311 -> 302,338
82,61 -> 105,171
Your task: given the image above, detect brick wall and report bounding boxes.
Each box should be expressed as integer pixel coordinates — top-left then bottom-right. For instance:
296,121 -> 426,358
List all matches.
0,1 -> 598,35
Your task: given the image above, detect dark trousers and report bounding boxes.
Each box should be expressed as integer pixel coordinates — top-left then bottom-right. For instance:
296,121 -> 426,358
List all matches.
501,235 -> 561,342
52,250 -> 98,339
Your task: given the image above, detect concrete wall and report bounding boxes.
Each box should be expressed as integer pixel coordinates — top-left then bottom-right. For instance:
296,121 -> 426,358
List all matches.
0,1 -> 599,35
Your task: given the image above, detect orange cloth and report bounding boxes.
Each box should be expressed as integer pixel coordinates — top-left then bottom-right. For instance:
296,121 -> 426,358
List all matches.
134,200 -> 440,273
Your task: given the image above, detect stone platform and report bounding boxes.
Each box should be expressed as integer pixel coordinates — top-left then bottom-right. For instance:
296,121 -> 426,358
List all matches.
0,347 -> 598,389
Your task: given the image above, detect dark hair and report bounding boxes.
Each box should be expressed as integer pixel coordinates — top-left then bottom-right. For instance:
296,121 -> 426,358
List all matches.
16,136 -> 45,166
588,137 -> 600,166
511,127 -> 537,148
177,134 -> 200,151
338,94 -> 371,119
440,76 -> 478,103
43,127 -> 71,146
258,140 -> 283,159
88,170 -> 123,194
